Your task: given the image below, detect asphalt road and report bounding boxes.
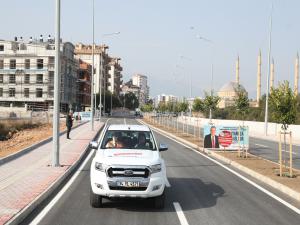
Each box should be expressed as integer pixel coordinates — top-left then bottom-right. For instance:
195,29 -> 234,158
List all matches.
159,117 -> 300,169
23,118 -> 300,225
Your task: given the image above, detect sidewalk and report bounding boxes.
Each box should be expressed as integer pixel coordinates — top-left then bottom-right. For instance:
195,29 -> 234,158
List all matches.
0,121 -> 103,225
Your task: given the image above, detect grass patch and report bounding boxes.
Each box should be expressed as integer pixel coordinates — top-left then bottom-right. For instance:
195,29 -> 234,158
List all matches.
0,120 -> 42,140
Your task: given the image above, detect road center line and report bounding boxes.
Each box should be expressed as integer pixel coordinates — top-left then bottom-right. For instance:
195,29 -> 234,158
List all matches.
255,143 -> 268,148
173,202 -> 189,225
142,121 -> 300,215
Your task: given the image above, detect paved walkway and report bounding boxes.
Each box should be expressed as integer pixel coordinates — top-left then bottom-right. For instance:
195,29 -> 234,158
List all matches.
0,121 -> 103,225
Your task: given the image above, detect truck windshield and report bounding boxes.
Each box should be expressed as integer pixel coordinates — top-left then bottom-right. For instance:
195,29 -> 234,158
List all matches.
101,130 -> 157,150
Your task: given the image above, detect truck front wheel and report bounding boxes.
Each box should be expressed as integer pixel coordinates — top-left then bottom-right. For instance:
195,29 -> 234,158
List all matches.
90,188 -> 103,208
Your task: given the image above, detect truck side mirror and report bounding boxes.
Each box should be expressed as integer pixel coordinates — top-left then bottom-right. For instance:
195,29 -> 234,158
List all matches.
159,143 -> 168,151
89,141 -> 99,149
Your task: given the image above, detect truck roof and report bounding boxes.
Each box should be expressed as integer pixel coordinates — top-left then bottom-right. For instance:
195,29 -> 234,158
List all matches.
107,124 -> 151,132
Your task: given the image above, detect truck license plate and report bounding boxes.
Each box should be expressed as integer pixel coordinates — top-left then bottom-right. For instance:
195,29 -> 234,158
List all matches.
117,181 -> 140,187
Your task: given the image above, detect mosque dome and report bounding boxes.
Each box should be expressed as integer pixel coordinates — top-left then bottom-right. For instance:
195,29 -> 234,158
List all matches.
218,81 -> 247,101
219,81 -> 246,93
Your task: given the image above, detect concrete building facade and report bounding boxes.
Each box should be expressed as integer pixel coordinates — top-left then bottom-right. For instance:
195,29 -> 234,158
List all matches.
75,43 -> 123,96
132,74 -> 149,106
0,37 -> 79,111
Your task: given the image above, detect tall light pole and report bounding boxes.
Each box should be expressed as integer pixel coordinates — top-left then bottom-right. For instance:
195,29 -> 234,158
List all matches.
264,3 -> 273,136
90,0 -> 95,130
196,34 -> 214,120
52,0 -> 61,167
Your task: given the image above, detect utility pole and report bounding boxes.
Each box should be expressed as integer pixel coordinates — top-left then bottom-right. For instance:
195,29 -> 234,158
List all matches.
264,3 -> 273,136
99,52 -> 102,121
90,0 -> 94,130
52,0 -> 61,167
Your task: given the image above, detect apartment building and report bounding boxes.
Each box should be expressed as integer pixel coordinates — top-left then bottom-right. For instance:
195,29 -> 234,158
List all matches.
75,43 -> 123,96
132,74 -> 149,106
0,36 -> 79,111
107,57 -> 123,95
77,59 -> 91,111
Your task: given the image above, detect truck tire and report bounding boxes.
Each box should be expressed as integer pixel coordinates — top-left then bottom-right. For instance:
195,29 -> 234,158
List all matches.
154,191 -> 165,209
90,188 -> 102,208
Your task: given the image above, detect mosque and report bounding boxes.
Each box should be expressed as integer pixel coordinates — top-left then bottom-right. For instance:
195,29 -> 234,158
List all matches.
217,52 -> 299,108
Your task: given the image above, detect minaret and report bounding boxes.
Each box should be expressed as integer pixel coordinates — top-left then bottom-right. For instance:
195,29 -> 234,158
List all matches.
236,55 -> 240,85
270,58 -> 274,89
295,53 -> 299,96
257,50 -> 262,103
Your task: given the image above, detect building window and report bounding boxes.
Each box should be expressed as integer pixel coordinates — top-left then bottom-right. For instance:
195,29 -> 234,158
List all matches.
0,60 -> 3,69
37,59 -> 43,69
24,88 -> 29,98
36,88 -> 43,98
49,71 -> 54,84
48,56 -> 54,65
36,74 -> 43,84
0,74 -> 3,83
0,88 -> 3,97
9,74 -> 16,83
24,74 -> 30,84
10,59 -> 16,69
9,88 -> 15,97
25,59 -> 30,69
0,45 -> 4,51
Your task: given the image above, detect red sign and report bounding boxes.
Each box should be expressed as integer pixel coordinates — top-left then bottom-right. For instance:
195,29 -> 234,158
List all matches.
218,130 -> 233,147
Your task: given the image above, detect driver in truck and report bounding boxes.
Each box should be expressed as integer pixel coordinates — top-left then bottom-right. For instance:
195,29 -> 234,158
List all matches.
105,132 -> 125,148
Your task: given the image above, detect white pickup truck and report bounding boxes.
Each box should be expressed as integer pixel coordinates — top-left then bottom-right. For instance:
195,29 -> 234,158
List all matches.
89,124 -> 168,209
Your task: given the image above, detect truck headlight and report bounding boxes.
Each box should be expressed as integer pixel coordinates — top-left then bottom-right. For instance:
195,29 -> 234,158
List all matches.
150,164 -> 162,173
95,162 -> 107,172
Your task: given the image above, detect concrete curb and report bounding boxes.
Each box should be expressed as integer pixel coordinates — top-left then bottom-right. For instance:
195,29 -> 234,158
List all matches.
5,122 -> 104,225
139,119 -> 300,203
0,121 -> 88,166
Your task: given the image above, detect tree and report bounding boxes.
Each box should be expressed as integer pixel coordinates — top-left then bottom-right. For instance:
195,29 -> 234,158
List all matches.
203,92 -> 220,118
141,104 -> 154,112
177,102 -> 188,113
269,81 -> 297,130
157,102 -> 167,112
192,98 -> 204,112
234,85 -> 249,120
120,92 -> 139,110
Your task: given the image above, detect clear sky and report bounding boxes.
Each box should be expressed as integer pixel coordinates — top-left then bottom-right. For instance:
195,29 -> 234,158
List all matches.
1,0 -> 299,99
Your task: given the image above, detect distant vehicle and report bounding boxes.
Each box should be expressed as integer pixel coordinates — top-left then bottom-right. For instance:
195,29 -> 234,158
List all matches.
89,124 -> 168,209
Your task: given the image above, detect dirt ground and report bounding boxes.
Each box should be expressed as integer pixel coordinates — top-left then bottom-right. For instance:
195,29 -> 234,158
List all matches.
0,123 -> 66,158
144,118 -> 300,193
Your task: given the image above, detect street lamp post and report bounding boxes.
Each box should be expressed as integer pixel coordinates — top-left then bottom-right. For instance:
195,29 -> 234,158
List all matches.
52,0 -> 61,167
90,0 -> 95,130
195,34 -> 214,120
264,4 -> 273,136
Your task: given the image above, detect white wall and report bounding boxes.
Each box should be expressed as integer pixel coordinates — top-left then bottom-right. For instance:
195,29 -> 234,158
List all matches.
178,116 -> 300,141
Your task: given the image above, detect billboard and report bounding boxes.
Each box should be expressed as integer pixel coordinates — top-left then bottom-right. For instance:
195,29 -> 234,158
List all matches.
73,111 -> 92,121
203,124 -> 249,150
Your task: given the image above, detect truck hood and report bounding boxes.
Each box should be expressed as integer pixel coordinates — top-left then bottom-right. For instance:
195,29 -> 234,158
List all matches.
95,149 -> 160,166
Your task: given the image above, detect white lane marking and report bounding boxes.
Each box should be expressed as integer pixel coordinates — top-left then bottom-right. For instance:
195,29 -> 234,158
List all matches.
173,202 -> 189,225
255,143 -> 297,155
282,150 -> 297,155
165,177 -> 171,187
255,144 -> 268,148
143,121 -> 300,215
29,149 -> 95,225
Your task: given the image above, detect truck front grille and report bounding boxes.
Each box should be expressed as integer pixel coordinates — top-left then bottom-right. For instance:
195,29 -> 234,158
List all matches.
107,167 -> 150,178
108,186 -> 147,191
